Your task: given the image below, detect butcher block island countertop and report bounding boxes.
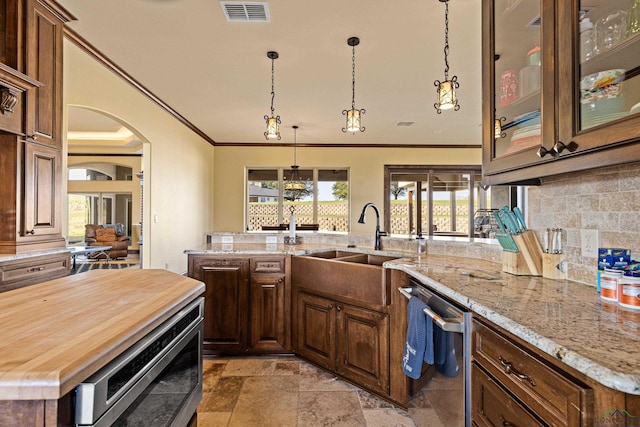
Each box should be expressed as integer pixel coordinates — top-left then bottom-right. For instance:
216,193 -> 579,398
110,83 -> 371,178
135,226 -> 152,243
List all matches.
0,269 -> 204,401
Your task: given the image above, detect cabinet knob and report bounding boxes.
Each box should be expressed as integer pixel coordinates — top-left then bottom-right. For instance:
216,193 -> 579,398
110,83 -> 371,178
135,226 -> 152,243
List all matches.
328,303 -> 334,309
499,415 -> 515,426
552,140 -> 578,155
336,305 -> 342,312
536,146 -> 557,158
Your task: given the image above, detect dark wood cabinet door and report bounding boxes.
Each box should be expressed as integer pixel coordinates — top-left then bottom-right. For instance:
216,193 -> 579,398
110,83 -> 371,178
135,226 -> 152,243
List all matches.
22,141 -> 61,237
472,363 -> 544,427
295,292 -> 335,370
336,304 -> 389,395
24,0 -> 64,148
190,257 -> 249,354
249,274 -> 286,352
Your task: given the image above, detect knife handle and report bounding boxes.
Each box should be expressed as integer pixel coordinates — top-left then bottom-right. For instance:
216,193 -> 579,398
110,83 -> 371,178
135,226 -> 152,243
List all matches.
493,210 -> 507,233
513,207 -> 527,231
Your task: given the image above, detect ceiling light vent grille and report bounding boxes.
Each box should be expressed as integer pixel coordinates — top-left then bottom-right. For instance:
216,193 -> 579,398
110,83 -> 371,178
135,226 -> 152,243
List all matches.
220,2 -> 270,22
396,121 -> 415,127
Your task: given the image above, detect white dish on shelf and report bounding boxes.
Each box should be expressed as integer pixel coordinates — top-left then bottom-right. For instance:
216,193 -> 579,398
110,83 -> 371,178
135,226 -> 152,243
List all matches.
630,102 -> 640,116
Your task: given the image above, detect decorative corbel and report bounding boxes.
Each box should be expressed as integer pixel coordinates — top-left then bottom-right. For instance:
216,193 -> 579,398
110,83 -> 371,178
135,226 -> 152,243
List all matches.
1,87 -> 19,115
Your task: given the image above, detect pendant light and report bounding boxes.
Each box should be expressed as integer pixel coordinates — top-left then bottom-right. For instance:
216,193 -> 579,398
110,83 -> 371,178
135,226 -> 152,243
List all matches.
264,51 -> 281,140
434,0 -> 460,113
494,115 -> 506,139
284,125 -> 305,200
342,37 -> 365,133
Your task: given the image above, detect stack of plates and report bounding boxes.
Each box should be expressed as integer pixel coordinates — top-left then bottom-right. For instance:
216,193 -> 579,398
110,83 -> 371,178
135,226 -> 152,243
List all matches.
582,111 -> 629,130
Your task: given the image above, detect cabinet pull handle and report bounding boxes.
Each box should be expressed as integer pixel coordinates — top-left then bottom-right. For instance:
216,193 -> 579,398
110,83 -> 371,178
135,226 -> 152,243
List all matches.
498,356 -> 536,386
536,146 -> 557,159
336,305 -> 342,312
27,266 -> 45,273
328,303 -> 334,309
499,415 -> 516,426
25,229 -> 35,235
552,140 -> 578,155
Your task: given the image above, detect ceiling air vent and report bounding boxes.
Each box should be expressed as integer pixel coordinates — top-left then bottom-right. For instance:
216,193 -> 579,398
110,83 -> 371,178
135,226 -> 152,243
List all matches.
220,2 -> 270,22
527,15 -> 541,27
396,122 -> 415,127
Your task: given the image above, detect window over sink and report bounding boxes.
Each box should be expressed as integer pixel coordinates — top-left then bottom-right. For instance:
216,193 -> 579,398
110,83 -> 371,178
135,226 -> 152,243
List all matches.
246,167 -> 349,232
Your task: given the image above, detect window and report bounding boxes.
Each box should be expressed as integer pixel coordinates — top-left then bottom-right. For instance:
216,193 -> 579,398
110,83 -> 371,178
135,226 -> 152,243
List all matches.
247,168 -> 349,232
384,165 -> 485,238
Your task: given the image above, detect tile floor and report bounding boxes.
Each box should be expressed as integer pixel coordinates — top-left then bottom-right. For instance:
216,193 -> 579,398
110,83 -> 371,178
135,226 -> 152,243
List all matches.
197,356 -> 462,427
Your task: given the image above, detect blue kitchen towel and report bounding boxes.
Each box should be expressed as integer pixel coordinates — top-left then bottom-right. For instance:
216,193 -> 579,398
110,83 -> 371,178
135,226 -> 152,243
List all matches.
434,326 -> 459,378
402,296 -> 434,379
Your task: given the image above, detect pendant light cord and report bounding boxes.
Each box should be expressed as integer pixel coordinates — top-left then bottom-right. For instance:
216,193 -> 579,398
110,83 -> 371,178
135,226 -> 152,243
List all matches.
351,44 -> 356,110
270,57 -> 276,116
443,0 -> 450,80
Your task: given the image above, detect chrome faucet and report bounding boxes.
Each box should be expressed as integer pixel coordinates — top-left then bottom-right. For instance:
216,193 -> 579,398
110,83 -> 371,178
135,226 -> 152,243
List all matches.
357,203 -> 387,250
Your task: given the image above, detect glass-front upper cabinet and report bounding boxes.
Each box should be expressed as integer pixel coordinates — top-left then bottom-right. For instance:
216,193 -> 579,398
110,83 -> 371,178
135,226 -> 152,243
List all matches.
482,0 -> 555,181
483,0 -> 640,185
557,0 -> 640,153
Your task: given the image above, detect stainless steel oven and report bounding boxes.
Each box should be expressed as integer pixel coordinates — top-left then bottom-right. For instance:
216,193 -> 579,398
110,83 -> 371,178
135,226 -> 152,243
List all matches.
399,279 -> 471,427
75,297 -> 204,427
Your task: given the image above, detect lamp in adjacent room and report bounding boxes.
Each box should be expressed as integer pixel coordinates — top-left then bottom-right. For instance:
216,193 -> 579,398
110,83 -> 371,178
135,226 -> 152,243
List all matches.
284,125 -> 305,200
264,51 -> 281,140
342,37 -> 365,133
434,0 -> 460,113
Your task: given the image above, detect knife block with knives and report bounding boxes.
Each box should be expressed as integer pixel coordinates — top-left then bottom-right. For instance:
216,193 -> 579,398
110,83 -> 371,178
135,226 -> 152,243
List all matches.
542,228 -> 567,280
496,207 -> 544,276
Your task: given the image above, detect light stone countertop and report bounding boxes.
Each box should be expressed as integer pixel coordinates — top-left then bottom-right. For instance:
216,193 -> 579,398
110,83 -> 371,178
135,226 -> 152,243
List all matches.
185,243 -> 640,395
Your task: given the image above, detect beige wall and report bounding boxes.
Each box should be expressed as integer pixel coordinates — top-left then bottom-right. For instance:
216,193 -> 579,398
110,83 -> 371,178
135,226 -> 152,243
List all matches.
63,40 -> 214,273
213,145 -> 482,234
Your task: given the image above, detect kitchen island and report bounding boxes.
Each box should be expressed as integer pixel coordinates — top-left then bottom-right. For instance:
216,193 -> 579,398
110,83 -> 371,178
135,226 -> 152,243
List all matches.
0,269 -> 204,426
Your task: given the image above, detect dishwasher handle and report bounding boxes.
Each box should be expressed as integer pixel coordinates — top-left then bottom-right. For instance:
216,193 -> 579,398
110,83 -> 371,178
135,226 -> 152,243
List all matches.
398,287 -> 464,333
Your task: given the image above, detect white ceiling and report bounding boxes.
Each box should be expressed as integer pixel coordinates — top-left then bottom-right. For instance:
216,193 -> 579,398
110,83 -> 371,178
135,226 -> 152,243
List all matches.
60,0 -> 483,147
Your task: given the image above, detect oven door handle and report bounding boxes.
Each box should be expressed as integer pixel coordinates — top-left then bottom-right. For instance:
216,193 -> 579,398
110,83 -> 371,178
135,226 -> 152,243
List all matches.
398,287 -> 464,333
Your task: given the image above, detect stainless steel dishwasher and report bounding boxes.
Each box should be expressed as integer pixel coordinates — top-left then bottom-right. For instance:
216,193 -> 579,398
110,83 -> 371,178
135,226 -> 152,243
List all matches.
399,278 -> 471,427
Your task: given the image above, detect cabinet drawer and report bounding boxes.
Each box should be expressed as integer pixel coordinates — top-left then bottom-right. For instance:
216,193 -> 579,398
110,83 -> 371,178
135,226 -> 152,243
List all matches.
473,319 -> 591,427
0,252 -> 70,292
251,256 -> 285,273
472,363 -> 544,427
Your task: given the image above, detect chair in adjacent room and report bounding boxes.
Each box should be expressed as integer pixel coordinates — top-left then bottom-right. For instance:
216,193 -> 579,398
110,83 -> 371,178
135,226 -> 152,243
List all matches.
84,223 -> 130,259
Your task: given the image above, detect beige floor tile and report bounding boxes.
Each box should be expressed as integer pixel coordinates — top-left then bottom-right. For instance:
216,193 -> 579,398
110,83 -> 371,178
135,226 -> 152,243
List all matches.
362,408 -> 416,427
357,390 -> 395,410
202,360 -> 228,393
228,376 -> 299,427
297,391 -> 366,426
197,411 -> 231,427
299,362 -> 358,392
222,356 -> 299,376
199,376 -> 245,412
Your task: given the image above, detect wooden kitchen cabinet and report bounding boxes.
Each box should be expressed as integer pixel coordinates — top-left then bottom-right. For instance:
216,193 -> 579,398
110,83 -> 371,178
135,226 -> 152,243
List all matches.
187,254 -> 290,355
482,0 -> 640,185
295,291 -> 390,395
0,0 -> 72,254
0,251 -> 69,292
472,317 -> 593,426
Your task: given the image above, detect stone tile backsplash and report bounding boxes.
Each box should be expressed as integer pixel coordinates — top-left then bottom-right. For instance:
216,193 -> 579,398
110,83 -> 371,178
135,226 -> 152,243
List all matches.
528,161 -> 640,286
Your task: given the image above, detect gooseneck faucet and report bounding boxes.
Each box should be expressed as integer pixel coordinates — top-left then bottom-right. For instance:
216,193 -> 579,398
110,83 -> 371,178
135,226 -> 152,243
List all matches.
357,202 -> 387,250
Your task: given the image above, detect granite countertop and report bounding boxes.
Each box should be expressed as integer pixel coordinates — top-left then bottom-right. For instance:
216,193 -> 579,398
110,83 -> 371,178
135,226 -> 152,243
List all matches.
186,242 -> 640,395
0,269 -> 204,400
385,255 -> 640,396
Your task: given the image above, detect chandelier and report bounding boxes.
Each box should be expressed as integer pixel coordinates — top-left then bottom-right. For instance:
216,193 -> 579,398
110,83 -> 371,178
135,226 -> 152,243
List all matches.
434,0 -> 460,113
284,125 -> 305,200
264,51 -> 281,140
342,37 -> 365,133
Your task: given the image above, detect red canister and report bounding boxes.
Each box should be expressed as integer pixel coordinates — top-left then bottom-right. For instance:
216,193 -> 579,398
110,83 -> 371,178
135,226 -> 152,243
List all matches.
618,272 -> 640,310
601,268 -> 623,302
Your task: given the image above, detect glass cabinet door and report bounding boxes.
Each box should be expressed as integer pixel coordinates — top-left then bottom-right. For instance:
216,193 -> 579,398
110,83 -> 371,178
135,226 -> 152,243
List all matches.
557,0 -> 640,153
494,0 -> 542,158
483,0 -> 552,179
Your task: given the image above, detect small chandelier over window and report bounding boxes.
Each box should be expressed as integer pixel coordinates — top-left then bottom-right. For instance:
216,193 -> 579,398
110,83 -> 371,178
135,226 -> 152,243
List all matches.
264,51 -> 281,140
284,125 -> 305,200
342,37 -> 365,133
434,0 -> 460,113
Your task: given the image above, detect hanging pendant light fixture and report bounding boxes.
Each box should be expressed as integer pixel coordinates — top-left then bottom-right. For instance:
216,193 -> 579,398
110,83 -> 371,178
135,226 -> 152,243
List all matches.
342,37 -> 365,133
264,51 -> 281,140
434,0 -> 460,113
284,125 -> 305,200
494,115 -> 506,139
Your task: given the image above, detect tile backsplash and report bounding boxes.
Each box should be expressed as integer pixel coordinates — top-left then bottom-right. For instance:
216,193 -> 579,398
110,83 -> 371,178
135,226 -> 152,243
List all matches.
527,161 -> 640,286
